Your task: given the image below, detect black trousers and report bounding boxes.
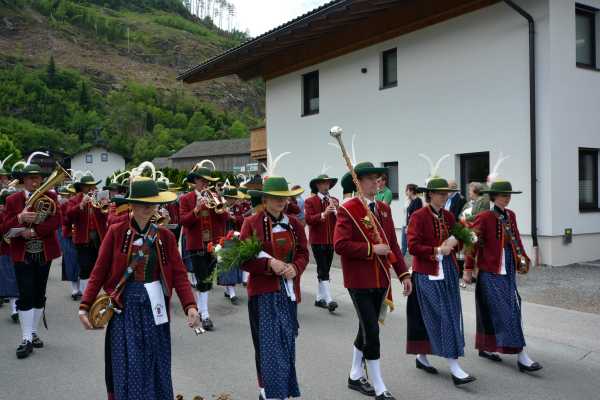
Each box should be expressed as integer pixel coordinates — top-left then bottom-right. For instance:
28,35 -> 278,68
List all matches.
169,226 -> 181,243
312,244 -> 334,281
76,242 -> 99,280
348,288 -> 387,360
191,251 -> 215,292
14,257 -> 51,311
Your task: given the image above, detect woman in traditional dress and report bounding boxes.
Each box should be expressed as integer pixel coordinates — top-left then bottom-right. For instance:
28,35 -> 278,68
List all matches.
58,185 -> 81,300
241,175 -> 309,400
218,186 -> 250,304
0,189 -> 19,323
406,158 -> 475,386
79,173 -> 200,400
464,177 -> 542,373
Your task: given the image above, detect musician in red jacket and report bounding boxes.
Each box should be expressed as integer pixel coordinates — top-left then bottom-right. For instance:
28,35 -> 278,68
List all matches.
406,172 -> 474,386
4,160 -> 61,359
179,162 -> 227,331
242,176 -> 308,400
66,173 -> 107,295
304,173 -> 339,312
78,176 -> 199,400
334,162 -> 411,400
464,179 -> 542,373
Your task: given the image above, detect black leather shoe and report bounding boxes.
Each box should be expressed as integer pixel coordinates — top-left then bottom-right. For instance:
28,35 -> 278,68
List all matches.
31,334 -> 44,348
201,318 -> 214,331
347,376 -> 375,397
314,299 -> 328,309
479,351 -> 502,362
452,374 -> 476,386
375,391 -> 396,399
258,394 -> 265,400
230,296 -> 239,305
327,301 -> 338,313
518,361 -> 543,373
224,292 -> 230,298
416,358 -> 438,374
16,340 -> 33,359
11,313 -> 19,323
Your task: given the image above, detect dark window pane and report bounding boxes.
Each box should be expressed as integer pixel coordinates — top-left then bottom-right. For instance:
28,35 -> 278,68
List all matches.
579,149 -> 598,209
383,161 -> 399,199
460,152 -> 490,197
382,48 -> 397,88
302,71 -> 319,115
576,10 -> 596,66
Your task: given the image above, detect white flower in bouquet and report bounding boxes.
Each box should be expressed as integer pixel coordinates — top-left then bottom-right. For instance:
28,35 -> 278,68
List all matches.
470,232 -> 478,244
214,244 -> 223,253
233,231 -> 241,238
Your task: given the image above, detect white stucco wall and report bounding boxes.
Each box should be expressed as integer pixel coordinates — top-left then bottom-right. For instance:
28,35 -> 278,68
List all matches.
70,147 -> 125,188
265,0 -> 600,265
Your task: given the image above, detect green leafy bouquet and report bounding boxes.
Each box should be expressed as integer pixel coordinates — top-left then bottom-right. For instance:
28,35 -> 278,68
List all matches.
450,223 -> 478,252
206,231 -> 262,282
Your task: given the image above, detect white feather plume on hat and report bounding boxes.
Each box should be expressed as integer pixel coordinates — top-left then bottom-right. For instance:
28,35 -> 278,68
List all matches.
26,151 -> 49,166
487,152 -> 511,184
260,149 -> 291,178
0,153 -> 13,169
418,153 -> 450,184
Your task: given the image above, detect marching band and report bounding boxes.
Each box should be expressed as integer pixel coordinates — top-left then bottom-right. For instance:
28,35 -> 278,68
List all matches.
0,126 -> 543,400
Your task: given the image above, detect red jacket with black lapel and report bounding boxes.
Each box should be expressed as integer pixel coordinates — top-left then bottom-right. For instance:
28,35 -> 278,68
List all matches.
464,209 -> 529,273
239,211 -> 309,302
304,194 -> 338,245
179,191 -> 228,251
79,219 -> 197,314
334,197 -> 409,289
66,193 -> 108,245
407,206 -> 459,275
3,190 -> 61,263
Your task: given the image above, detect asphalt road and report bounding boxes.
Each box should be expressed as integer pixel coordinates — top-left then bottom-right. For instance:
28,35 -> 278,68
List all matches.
0,261 -> 599,400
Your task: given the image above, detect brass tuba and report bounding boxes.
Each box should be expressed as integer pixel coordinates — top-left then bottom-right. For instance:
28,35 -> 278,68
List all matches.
25,164 -> 70,224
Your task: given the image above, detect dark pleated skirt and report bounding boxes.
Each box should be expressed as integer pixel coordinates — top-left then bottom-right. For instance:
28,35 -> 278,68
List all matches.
407,256 -> 465,359
249,281 -> 300,399
217,266 -> 243,286
181,235 -> 193,272
476,245 -> 526,354
106,282 -> 173,400
0,254 -> 18,298
58,230 -> 79,282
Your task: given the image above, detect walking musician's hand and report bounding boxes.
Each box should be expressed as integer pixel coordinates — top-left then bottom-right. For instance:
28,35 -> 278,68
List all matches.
401,277 -> 413,297
187,308 -> 200,329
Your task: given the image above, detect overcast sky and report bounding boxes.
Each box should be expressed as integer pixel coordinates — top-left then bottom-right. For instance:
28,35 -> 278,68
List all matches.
230,0 -> 330,36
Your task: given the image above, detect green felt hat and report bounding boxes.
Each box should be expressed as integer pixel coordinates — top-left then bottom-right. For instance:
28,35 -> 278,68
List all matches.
187,165 -> 220,183
223,186 -> 251,200
0,167 -> 9,177
104,181 -> 121,192
57,185 -> 76,196
13,163 -> 48,180
309,174 -> 338,194
125,177 -> 176,205
248,176 -> 304,198
482,180 -> 522,194
417,177 -> 458,193
0,189 -> 12,205
354,162 -> 387,178
74,174 -> 102,191
341,172 -> 356,195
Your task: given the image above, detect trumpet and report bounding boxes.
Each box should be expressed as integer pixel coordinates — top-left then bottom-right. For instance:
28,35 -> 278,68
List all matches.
87,191 -> 109,213
152,207 -> 170,226
196,187 -> 226,214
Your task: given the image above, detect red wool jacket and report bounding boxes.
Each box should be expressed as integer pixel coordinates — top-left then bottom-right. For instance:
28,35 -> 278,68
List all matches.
66,193 -> 108,245
3,191 -> 61,263
240,212 -> 309,301
165,202 -> 180,225
0,211 -> 9,256
407,206 -> 460,276
179,191 -> 228,251
304,194 -> 337,245
79,219 -> 197,314
334,197 -> 409,289
464,209 -> 529,273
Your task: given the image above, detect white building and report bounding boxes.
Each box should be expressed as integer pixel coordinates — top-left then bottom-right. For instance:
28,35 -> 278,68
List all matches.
70,146 -> 125,188
180,0 -> 600,266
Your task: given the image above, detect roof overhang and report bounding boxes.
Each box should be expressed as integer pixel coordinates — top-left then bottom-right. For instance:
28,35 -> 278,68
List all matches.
178,0 -> 501,84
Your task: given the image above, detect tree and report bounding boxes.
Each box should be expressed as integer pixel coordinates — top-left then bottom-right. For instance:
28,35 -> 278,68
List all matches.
46,55 -> 56,86
0,133 -> 22,168
79,81 -> 92,111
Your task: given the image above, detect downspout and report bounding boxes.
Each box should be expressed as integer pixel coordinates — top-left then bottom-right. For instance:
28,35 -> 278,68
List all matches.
503,0 -> 539,257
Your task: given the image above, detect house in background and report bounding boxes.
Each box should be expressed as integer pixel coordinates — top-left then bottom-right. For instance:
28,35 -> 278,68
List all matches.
69,146 -> 125,187
179,0 -> 600,266
168,138 -> 261,174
